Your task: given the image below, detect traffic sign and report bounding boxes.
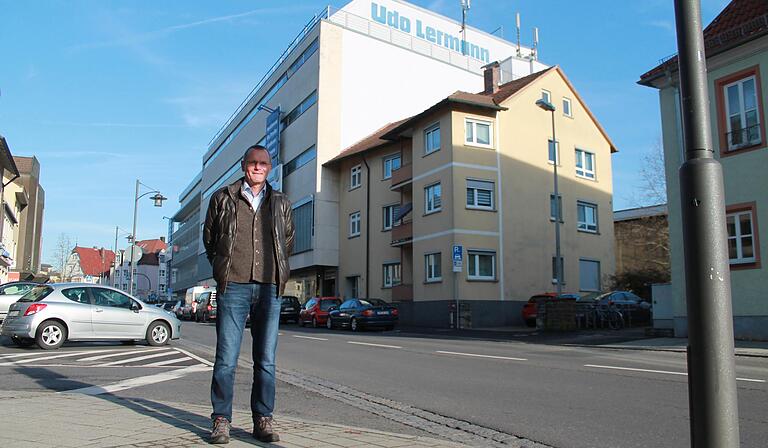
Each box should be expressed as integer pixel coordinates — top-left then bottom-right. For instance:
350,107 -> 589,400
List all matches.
452,245 -> 463,272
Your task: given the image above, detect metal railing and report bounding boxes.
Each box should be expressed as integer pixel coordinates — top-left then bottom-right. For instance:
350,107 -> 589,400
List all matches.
726,123 -> 761,150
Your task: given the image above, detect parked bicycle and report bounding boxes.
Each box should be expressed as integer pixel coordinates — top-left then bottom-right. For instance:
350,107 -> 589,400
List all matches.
593,303 -> 624,330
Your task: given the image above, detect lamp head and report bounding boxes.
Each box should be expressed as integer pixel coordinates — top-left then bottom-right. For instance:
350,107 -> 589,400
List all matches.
535,98 -> 556,112
151,193 -> 167,207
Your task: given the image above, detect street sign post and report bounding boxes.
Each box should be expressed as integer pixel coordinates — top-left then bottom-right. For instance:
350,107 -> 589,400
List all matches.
452,245 -> 462,329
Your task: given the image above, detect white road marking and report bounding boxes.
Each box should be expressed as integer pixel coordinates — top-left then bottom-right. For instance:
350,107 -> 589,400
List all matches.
293,335 -> 329,341
584,364 -> 765,383
97,351 -> 178,367
436,350 -> 527,361
145,356 -> 192,367
0,350 -> 112,366
60,364 -> 212,395
77,348 -> 169,362
174,347 -> 214,367
347,341 -> 402,349
0,351 -> 57,359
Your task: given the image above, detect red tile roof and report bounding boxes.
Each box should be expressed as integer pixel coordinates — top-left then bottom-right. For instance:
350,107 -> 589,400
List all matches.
136,239 -> 167,254
639,0 -> 768,85
74,247 -> 115,277
325,119 -> 410,165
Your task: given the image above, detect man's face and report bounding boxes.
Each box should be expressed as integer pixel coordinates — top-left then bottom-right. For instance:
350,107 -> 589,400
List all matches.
241,148 -> 271,186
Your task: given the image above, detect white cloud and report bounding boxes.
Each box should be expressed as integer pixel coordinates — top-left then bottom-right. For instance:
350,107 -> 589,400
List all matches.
646,20 -> 674,32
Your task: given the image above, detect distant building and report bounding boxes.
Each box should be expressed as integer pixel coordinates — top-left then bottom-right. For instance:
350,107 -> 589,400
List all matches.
113,238 -> 169,302
638,0 -> 768,339
63,246 -> 116,284
0,136 -> 20,283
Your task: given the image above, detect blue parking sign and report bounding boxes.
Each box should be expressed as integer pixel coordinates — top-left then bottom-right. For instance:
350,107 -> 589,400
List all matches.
453,245 -> 463,261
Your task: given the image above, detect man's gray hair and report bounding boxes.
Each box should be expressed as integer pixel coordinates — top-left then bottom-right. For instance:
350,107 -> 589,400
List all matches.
242,144 -> 270,162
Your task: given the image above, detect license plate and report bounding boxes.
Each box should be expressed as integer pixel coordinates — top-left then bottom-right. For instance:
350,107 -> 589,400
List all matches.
8,310 -> 19,317
377,311 -> 389,315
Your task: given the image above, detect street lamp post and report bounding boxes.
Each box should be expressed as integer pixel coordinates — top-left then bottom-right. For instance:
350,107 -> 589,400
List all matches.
129,179 -> 167,296
536,99 -> 562,298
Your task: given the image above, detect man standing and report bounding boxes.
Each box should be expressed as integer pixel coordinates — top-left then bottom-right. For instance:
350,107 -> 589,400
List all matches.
203,144 -> 294,444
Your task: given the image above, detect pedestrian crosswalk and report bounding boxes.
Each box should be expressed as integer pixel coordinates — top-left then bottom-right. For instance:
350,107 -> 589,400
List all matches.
0,346 -> 211,368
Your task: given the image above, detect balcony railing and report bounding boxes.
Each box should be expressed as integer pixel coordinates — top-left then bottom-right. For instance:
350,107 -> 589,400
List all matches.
390,164 -> 412,190
391,221 -> 413,246
392,284 -> 413,302
726,124 -> 762,151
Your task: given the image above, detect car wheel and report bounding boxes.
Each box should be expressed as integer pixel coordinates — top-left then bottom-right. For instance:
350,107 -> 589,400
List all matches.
350,318 -> 359,332
326,317 -> 333,329
36,320 -> 66,350
147,321 -> 170,346
11,336 -> 35,347
312,317 -> 318,328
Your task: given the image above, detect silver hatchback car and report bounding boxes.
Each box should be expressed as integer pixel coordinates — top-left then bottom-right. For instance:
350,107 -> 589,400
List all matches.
0,283 -> 182,350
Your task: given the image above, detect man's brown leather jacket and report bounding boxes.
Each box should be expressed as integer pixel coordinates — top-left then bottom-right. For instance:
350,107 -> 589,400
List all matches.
203,178 -> 295,295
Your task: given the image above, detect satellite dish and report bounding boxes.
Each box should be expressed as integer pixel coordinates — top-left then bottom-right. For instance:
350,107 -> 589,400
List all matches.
123,245 -> 144,264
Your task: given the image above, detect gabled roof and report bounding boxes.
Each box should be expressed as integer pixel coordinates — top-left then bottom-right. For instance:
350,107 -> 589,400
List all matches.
483,67 -> 556,103
325,119 -> 410,166
639,0 -> 768,86
614,204 -> 668,222
73,247 -> 115,277
136,239 -> 167,254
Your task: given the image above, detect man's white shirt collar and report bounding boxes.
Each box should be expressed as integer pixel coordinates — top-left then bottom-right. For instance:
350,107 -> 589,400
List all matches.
241,182 -> 266,211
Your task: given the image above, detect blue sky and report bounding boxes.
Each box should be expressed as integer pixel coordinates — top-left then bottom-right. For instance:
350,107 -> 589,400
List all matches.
0,0 -> 730,266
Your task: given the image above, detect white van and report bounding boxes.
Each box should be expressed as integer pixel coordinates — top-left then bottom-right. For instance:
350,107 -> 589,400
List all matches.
180,286 -> 216,320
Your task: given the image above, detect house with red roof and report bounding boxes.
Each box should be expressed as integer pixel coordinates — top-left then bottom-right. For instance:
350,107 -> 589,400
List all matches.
62,246 -> 116,284
638,0 -> 768,340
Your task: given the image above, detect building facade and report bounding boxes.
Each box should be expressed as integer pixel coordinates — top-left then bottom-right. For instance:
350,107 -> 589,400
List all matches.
613,204 -> 670,276
327,65 -> 617,327
63,246 -> 115,284
639,0 -> 768,339
0,136 -> 20,283
112,238 -> 169,302
10,156 -> 45,279
169,173 -> 202,300
173,0 -> 547,303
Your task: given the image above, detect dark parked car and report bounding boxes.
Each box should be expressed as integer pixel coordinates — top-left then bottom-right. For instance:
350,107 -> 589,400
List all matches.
194,291 -> 217,322
162,300 -> 183,316
578,291 -> 652,322
299,297 -> 341,328
326,298 -> 398,332
521,293 -> 580,327
0,281 -> 40,322
280,296 -> 301,323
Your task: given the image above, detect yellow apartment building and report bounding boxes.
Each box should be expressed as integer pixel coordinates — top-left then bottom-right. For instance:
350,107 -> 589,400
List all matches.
326,65 -> 617,327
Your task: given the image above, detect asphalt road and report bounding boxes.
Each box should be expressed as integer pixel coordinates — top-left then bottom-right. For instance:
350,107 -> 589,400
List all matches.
1,321 -> 766,447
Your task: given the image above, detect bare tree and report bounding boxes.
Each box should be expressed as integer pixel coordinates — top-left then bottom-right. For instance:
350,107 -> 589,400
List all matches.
50,233 -> 73,279
638,136 -> 667,206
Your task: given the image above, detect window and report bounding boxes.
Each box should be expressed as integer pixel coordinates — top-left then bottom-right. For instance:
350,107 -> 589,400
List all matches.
383,204 -> 401,231
425,183 -> 442,214
579,259 -> 600,292
724,75 -> 761,150
383,263 -> 401,288
425,253 -> 442,282
292,199 -> 313,254
61,287 -> 90,304
349,211 -> 361,237
541,89 -> 551,104
552,256 -> 565,284
122,283 -> 128,290
91,288 -> 134,309
159,284 -> 166,292
548,140 -> 559,164
563,97 -> 572,117
575,149 -> 595,179
577,201 -> 598,233
424,124 -> 440,155
284,145 -> 316,177
0,283 -> 34,295
727,209 -> 756,265
550,194 -> 563,221
465,118 -> 493,147
350,165 -> 362,189
383,154 -> 401,179
159,269 -> 166,277
468,251 -> 495,280
282,90 -> 317,128
466,180 -> 494,209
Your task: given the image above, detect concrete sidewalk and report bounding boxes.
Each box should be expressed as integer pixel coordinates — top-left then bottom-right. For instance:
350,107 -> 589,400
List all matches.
586,337 -> 768,358
0,391 -> 466,448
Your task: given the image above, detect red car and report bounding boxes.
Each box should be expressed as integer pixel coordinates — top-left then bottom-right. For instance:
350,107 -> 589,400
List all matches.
522,293 -> 579,327
299,297 -> 342,328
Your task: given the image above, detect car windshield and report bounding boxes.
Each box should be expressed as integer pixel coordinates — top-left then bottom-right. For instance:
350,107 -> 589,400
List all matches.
578,292 -> 605,302
0,283 -> 35,295
17,285 -> 54,302
360,298 -> 387,307
281,297 -> 298,305
319,300 -> 339,311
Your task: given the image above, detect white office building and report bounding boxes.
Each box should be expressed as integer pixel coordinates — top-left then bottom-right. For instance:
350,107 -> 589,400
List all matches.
176,0 -> 547,300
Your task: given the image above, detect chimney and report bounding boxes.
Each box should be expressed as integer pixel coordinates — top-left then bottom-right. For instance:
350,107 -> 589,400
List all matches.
160,236 -> 166,243
483,61 -> 500,94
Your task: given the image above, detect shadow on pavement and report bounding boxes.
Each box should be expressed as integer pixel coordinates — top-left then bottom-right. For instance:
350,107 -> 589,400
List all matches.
14,366 -> 267,446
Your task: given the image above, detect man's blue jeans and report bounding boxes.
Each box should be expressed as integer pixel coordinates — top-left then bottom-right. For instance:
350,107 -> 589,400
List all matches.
211,281 -> 280,422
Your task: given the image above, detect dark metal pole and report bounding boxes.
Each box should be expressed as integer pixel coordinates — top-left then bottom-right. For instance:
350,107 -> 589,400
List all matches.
551,110 -> 562,297
673,1 -> 740,446
362,156 -> 370,300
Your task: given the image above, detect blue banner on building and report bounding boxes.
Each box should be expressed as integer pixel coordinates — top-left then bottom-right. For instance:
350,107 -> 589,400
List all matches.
265,108 -> 281,166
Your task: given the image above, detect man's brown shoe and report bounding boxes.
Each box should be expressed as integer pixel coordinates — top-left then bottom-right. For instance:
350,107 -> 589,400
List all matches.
210,416 -> 231,444
253,416 -> 280,442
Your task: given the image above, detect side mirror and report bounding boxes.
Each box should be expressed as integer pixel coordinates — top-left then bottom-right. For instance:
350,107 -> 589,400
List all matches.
131,302 -> 141,312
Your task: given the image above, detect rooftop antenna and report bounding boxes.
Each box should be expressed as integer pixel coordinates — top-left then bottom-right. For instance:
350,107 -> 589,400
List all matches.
516,13 -> 521,57
533,27 -> 539,60
460,0 -> 471,56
